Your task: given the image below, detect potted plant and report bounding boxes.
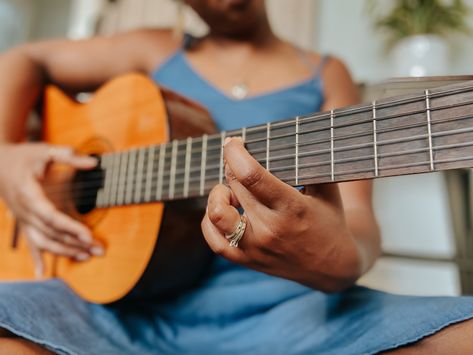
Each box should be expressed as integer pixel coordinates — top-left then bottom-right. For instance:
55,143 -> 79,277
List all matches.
368,0 -> 471,77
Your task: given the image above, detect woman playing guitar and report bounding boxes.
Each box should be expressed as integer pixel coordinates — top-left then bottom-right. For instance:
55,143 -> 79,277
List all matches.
0,0 -> 473,354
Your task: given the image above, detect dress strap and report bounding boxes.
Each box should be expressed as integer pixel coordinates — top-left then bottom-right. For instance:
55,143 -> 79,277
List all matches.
312,55 -> 331,78
295,47 -> 331,79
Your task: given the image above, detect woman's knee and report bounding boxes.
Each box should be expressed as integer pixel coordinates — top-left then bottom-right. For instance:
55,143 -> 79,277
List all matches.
386,318 -> 473,354
0,337 -> 54,354
0,329 -> 54,354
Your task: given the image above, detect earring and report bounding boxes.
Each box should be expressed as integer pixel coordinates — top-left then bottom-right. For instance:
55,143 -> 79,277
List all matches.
173,0 -> 185,39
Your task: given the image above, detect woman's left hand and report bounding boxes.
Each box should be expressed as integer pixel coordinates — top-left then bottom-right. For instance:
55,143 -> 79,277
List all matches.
202,137 -> 364,292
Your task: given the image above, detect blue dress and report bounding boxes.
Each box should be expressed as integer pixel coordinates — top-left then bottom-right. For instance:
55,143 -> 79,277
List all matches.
1,49 -> 473,355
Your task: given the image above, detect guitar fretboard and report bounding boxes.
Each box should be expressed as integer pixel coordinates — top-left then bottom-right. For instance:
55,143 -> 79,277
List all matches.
95,80 -> 473,208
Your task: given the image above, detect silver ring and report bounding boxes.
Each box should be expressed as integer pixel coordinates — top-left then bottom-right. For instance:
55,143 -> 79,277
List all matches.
225,214 -> 247,248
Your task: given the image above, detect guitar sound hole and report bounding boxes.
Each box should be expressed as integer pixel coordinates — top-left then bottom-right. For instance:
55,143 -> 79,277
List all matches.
72,158 -> 104,215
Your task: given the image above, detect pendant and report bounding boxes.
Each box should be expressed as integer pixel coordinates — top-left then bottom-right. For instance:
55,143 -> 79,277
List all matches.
231,83 -> 249,100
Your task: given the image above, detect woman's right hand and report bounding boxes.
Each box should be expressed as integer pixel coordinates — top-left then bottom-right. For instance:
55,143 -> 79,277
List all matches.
0,143 -> 104,277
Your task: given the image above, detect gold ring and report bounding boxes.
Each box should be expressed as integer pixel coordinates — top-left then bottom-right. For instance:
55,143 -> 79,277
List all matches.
225,214 -> 247,248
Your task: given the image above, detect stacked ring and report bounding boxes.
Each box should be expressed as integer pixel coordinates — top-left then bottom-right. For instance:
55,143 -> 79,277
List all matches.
225,214 -> 247,248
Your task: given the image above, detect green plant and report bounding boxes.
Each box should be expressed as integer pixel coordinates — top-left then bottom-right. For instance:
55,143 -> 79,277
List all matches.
367,0 -> 471,48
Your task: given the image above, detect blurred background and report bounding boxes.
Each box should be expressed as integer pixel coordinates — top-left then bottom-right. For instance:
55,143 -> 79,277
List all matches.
2,0 -> 473,296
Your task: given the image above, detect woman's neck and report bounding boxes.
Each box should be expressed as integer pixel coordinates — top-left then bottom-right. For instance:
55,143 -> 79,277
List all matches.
206,17 -> 278,49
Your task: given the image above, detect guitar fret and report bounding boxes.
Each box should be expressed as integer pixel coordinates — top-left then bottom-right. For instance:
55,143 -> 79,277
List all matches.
109,152 -> 121,206
372,101 -> 379,177
242,127 -> 247,142
96,189 -> 104,208
330,109 -> 335,182
144,146 -> 155,202
199,134 -> 209,196
169,140 -> 178,199
156,144 -> 165,201
266,122 -> 271,170
200,134 -> 208,196
425,90 -> 435,171
96,156 -> 106,207
134,148 -> 146,203
100,154 -> 112,207
125,149 -> 137,205
117,151 -> 128,205
183,137 -> 192,198
219,131 -> 226,184
295,116 -> 300,185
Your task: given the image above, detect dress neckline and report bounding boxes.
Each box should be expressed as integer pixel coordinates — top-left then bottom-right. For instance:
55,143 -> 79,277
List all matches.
178,50 -> 321,103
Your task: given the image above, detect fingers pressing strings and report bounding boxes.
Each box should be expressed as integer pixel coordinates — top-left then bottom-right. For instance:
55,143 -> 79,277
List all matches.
223,137 -> 301,211
31,145 -> 96,180
206,184 -> 241,236
44,145 -> 97,169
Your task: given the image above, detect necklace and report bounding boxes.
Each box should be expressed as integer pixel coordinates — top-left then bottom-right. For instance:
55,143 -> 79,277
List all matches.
231,82 -> 249,100
229,46 -> 258,100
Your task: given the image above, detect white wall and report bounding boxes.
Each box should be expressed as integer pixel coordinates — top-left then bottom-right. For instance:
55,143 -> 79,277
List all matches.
315,0 -> 473,295
0,0 -> 31,51
0,0 -> 72,50
316,0 -> 473,83
30,0 -> 72,40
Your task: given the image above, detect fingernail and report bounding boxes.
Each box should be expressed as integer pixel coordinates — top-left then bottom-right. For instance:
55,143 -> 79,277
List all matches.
85,157 -> 98,165
224,137 -> 243,146
225,163 -> 236,181
91,246 -> 104,256
76,253 -> 90,261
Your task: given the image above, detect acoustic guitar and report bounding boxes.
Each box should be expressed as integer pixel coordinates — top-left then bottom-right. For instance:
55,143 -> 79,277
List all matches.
1,73 -> 473,304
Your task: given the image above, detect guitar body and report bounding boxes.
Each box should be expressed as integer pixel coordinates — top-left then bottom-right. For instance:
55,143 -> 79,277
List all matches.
0,74 -> 215,304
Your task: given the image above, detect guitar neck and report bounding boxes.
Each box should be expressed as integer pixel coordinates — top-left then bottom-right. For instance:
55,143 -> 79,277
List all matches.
95,80 -> 473,208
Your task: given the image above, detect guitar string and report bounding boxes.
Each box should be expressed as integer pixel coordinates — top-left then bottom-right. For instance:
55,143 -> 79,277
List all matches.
39,82 -> 473,195
39,84 -> 473,196
44,128 -> 473,205
41,82 -> 473,165
38,81 -> 472,150
88,93 -> 473,163
78,93 -> 473,186
73,117 -> 473,195
46,148 -> 473,207
123,109 -> 473,173
43,104 -> 473,196
43,120 -> 473,201
105,139 -> 473,200
78,95 -> 473,170
186,96 -> 473,156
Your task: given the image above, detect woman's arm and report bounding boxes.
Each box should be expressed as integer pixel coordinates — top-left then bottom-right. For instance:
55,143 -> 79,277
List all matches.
321,56 -> 381,278
202,57 -> 381,292
0,29 -> 177,274
0,29 -> 176,142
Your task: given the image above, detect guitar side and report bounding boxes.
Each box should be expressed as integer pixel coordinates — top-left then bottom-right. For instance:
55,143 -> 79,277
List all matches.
0,74 -> 168,303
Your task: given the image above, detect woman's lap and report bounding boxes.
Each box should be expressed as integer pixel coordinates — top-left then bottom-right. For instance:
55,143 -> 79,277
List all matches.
1,275 -> 473,355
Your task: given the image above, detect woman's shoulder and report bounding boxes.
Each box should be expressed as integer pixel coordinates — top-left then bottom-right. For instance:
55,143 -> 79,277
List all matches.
301,49 -> 352,79
110,28 -> 182,73
301,50 -> 359,109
